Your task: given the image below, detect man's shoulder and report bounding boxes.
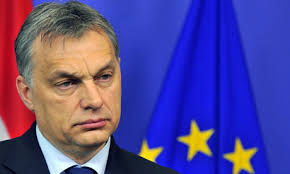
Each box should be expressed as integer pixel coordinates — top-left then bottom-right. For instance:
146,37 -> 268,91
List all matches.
0,127 -> 50,174
112,145 -> 179,174
0,124 -> 36,161
0,137 -> 24,173
0,137 -> 22,160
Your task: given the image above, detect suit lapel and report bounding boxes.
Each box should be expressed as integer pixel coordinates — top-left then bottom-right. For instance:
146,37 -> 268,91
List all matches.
2,122 -> 50,174
105,137 -> 125,174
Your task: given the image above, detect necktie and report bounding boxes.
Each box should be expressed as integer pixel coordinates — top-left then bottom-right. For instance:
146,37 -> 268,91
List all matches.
65,166 -> 97,174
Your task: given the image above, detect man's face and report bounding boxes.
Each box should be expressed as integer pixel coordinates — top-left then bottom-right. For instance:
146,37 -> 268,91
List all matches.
30,30 -> 121,151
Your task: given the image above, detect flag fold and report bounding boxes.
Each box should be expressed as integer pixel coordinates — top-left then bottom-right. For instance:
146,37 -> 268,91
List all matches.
139,0 -> 269,173
0,0 -> 34,140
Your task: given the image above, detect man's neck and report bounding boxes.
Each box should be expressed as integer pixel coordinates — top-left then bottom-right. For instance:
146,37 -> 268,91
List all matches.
36,126 -> 111,174
36,125 -> 109,164
58,141 -> 107,164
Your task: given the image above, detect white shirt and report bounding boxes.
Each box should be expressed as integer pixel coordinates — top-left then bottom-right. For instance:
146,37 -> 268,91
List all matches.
36,125 -> 110,174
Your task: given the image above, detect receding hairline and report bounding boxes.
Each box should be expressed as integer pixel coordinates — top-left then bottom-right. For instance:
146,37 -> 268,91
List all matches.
31,28 -> 118,64
38,26 -> 114,51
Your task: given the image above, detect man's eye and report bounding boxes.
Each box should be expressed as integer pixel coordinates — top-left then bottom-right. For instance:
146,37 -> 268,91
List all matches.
56,80 -> 77,89
61,81 -> 72,87
97,74 -> 112,81
101,74 -> 111,80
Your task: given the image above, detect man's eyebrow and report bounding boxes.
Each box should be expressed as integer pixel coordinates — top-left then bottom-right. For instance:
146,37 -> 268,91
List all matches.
50,58 -> 116,79
50,71 -> 81,79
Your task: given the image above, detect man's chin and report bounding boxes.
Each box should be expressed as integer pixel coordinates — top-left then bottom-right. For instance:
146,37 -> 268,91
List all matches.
73,133 -> 110,148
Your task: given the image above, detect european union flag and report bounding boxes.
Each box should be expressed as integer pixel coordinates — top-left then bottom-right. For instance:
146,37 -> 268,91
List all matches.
139,0 -> 269,174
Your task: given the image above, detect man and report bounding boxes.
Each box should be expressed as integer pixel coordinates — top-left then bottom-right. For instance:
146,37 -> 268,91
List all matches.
0,1 -> 178,174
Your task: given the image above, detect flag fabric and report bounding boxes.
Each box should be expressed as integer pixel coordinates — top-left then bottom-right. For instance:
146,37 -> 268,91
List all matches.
0,0 -> 35,140
139,0 -> 269,174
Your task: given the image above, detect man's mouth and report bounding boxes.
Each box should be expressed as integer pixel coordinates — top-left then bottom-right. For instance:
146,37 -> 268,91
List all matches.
75,118 -> 107,129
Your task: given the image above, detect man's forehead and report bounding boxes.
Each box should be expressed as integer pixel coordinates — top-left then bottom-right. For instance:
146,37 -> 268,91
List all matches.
35,51 -> 116,77
32,29 -> 114,59
30,30 -> 117,78
48,57 -> 116,77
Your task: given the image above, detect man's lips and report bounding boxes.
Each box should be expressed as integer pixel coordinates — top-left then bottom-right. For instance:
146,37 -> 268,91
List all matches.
75,118 -> 107,129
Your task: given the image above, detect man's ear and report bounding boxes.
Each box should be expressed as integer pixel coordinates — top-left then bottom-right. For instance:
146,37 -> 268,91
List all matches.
16,76 -> 34,111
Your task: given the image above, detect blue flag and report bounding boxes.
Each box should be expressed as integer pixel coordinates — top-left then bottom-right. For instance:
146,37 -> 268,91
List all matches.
139,0 -> 269,174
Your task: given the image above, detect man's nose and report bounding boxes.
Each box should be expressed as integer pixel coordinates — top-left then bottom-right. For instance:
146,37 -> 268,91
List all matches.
80,81 -> 103,110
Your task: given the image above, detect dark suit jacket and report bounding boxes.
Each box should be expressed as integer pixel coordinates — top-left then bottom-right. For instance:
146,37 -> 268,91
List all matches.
0,123 -> 178,174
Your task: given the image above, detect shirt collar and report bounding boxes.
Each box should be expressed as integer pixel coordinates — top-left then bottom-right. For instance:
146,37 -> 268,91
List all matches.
36,125 -> 110,174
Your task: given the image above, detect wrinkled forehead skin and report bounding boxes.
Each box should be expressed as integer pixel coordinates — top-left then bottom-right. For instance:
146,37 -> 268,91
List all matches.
31,28 -> 117,67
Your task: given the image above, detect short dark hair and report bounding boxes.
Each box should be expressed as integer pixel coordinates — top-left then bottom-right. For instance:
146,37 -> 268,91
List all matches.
15,1 -> 119,86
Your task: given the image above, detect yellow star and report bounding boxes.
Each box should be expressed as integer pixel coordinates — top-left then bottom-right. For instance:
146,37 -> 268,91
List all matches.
223,138 -> 258,174
139,139 -> 163,163
177,120 -> 214,161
